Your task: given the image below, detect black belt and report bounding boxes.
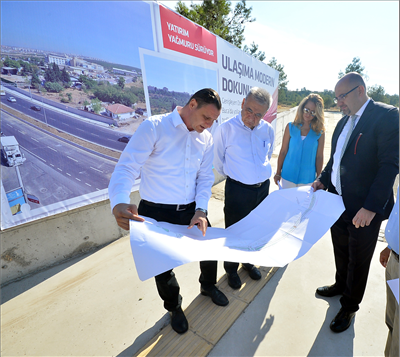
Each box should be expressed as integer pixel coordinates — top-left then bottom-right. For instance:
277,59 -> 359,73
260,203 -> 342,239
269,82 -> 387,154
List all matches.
392,250 -> 399,261
227,176 -> 269,188
141,200 -> 195,211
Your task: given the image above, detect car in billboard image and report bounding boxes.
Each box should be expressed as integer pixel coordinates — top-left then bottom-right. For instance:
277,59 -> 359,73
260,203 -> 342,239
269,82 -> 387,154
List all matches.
117,136 -> 131,143
30,105 -> 41,111
7,97 -> 16,102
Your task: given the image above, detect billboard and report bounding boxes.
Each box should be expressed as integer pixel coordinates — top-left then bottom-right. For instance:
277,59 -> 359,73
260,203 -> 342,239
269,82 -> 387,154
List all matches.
0,0 -> 278,229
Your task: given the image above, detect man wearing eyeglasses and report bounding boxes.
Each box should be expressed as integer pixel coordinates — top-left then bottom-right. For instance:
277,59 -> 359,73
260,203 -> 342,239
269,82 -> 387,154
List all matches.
213,87 -> 274,289
312,72 -> 399,333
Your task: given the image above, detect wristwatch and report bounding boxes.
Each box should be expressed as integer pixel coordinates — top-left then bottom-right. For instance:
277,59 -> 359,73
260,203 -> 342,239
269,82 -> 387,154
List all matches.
195,208 -> 208,215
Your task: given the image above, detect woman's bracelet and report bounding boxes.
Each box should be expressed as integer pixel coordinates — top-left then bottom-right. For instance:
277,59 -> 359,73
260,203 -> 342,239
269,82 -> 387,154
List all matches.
275,174 -> 281,177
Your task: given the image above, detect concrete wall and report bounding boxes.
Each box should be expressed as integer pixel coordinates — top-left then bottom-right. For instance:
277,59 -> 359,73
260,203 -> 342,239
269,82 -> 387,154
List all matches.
0,109 -> 297,286
271,107 -> 298,151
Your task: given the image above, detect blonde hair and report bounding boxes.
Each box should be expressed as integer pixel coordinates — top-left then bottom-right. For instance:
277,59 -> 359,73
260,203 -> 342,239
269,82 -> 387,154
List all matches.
293,93 -> 325,134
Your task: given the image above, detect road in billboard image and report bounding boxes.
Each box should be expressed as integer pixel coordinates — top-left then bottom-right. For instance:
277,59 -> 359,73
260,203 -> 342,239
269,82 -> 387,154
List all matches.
0,1 -> 155,228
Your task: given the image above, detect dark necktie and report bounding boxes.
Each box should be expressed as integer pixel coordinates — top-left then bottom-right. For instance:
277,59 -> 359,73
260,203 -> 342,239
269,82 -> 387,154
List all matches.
336,115 -> 357,195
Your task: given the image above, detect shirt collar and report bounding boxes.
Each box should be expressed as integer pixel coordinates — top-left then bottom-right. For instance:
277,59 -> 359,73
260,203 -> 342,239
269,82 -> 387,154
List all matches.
355,98 -> 370,118
171,106 -> 185,128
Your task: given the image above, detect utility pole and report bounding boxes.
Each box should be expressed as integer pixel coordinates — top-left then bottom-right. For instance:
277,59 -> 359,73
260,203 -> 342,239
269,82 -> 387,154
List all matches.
39,84 -> 48,126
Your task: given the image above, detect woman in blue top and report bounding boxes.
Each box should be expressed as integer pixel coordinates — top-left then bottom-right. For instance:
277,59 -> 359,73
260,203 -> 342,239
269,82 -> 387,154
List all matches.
274,94 -> 325,189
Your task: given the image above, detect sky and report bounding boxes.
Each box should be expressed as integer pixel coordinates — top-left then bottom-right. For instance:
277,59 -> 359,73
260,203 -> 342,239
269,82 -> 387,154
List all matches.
159,1 -> 399,95
1,1 -> 154,68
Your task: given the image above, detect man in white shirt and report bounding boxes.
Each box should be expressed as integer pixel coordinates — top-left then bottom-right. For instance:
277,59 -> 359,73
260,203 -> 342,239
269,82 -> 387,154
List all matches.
108,88 -> 228,334
213,87 -> 274,289
380,188 -> 399,357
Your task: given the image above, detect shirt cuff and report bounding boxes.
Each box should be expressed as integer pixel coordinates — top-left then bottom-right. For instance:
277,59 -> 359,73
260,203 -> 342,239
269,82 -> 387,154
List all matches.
195,199 -> 208,212
110,193 -> 131,213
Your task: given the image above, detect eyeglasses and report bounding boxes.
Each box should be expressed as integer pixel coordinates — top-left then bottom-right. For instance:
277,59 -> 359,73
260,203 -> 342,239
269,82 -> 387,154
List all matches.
303,108 -> 316,116
334,85 -> 359,103
245,107 -> 263,119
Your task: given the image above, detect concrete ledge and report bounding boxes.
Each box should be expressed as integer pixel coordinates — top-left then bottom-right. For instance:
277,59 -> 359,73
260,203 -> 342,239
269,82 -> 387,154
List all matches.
1,191 -> 140,285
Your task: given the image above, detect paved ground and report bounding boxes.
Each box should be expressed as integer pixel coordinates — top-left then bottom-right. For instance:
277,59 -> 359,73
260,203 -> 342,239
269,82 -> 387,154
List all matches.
0,112 -> 392,356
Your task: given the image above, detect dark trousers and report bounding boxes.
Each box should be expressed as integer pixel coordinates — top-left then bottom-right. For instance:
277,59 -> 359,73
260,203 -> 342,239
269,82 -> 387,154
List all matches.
224,177 -> 270,273
331,210 -> 383,312
138,200 -> 217,312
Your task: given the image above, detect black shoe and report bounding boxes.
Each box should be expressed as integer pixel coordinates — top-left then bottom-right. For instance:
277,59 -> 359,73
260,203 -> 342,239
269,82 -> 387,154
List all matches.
170,307 -> 188,334
330,308 -> 355,333
316,284 -> 343,297
201,286 -> 229,306
242,265 -> 262,280
227,272 -> 242,289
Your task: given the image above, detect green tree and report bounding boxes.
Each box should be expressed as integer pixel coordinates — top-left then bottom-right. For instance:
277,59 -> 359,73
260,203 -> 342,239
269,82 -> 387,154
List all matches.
31,71 -> 41,88
388,94 -> 399,107
61,67 -> 71,87
52,62 -> 61,81
323,95 -> 333,109
175,0 -> 254,48
368,84 -> 388,103
243,42 -> 265,61
44,63 -> 62,83
19,60 -> 32,75
267,57 -> 288,90
66,92 -> 72,102
79,74 -> 97,90
93,84 -> 138,107
44,81 -> 63,93
91,98 -> 102,114
338,57 -> 368,80
4,56 -> 20,68
117,76 -> 125,90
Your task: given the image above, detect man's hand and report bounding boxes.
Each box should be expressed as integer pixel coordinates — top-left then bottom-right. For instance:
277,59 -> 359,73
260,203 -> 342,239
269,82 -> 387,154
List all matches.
188,210 -> 208,236
352,207 -> 376,228
311,180 -> 325,191
380,247 -> 391,268
112,203 -> 145,230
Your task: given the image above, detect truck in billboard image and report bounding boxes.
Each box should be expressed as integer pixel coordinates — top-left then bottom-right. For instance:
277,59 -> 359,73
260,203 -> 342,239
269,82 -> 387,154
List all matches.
1,136 -> 26,167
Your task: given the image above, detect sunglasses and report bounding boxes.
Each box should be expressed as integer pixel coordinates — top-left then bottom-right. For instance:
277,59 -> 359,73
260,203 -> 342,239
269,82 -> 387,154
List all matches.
303,107 -> 316,116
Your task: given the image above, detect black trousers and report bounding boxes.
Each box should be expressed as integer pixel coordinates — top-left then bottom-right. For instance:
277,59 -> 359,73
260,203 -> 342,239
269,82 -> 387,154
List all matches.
138,200 -> 217,312
224,177 -> 270,273
331,210 -> 383,312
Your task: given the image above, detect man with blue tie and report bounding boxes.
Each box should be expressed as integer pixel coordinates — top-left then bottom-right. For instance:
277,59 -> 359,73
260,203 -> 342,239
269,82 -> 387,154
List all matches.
312,72 -> 399,333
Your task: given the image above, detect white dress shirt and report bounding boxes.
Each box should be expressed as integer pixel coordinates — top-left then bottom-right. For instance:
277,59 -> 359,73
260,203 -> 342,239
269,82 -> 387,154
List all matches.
385,189 -> 399,255
331,99 -> 370,190
108,107 -> 214,211
213,114 -> 275,185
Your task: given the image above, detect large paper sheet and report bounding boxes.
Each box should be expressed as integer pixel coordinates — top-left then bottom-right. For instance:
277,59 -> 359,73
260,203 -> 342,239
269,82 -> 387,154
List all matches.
130,187 -> 345,281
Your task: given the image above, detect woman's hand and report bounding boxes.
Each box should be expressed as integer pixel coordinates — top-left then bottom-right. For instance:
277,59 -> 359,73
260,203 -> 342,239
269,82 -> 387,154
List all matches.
274,174 -> 281,185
